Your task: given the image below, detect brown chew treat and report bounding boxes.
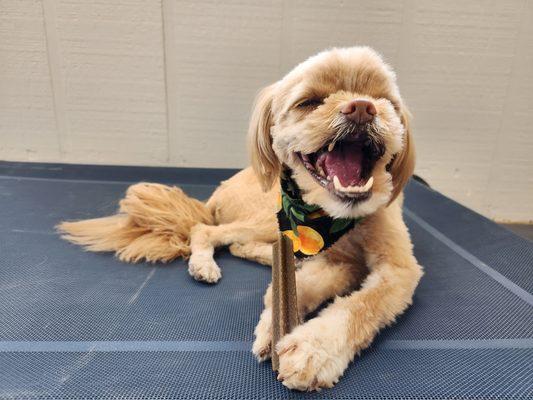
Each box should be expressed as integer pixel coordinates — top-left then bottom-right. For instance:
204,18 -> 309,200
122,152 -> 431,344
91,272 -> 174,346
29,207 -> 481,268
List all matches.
271,232 -> 300,371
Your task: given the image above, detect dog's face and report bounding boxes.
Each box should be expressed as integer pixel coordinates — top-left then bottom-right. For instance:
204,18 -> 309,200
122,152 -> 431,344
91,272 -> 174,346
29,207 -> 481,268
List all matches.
249,47 -> 414,218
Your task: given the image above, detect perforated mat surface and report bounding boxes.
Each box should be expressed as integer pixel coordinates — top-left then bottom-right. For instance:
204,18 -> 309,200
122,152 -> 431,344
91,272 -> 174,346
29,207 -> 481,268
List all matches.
0,161 -> 531,399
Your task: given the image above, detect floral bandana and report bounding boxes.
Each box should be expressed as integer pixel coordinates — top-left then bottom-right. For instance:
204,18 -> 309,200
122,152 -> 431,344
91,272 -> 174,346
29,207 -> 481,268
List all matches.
277,169 -> 363,258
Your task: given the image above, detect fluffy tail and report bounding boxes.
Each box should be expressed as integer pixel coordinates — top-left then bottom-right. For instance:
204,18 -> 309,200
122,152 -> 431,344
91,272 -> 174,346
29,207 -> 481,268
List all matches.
57,183 -> 213,263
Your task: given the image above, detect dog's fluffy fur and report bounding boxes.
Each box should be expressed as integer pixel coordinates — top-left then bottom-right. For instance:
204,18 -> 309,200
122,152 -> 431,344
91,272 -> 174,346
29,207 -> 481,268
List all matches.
58,47 -> 423,391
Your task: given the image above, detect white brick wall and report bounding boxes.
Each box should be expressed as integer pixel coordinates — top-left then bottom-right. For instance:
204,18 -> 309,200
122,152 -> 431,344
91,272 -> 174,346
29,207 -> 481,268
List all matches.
1,0 -> 531,222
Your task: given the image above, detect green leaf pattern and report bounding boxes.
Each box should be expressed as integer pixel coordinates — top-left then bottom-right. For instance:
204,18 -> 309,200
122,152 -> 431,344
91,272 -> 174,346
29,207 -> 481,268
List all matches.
278,170 -> 363,256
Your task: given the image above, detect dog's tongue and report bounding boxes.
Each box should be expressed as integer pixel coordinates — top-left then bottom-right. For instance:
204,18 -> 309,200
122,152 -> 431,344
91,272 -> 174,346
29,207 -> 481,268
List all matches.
323,142 -> 364,187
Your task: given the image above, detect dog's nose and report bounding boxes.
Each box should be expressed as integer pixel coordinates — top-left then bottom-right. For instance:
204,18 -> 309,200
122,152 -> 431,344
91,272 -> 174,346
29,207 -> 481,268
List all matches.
340,99 -> 377,124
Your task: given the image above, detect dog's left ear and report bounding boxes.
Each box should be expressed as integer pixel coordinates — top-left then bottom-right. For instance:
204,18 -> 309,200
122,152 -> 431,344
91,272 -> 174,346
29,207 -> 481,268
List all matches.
388,105 -> 415,204
248,83 -> 281,191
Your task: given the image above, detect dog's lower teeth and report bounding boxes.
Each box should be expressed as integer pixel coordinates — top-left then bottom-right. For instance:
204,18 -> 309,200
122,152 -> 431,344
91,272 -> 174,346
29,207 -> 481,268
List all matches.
328,141 -> 335,152
333,176 -> 374,193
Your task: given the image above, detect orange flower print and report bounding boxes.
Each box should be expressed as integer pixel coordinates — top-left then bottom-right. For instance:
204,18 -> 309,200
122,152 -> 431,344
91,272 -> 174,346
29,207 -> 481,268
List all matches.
282,230 -> 301,252
282,226 -> 324,255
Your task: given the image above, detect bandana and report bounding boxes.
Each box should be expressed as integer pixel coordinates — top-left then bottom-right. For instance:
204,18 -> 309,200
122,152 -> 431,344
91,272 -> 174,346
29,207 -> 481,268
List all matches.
277,169 -> 363,258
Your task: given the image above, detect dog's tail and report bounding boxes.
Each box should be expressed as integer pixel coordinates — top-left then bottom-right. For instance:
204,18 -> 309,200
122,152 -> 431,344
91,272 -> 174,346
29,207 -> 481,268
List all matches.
57,183 -> 213,263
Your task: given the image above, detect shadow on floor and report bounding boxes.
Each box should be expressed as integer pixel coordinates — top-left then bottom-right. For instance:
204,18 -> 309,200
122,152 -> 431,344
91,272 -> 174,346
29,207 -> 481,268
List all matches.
500,224 -> 533,242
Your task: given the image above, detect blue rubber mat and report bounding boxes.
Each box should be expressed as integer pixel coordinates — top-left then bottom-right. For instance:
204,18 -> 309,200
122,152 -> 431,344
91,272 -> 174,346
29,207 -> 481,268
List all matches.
0,161 -> 531,399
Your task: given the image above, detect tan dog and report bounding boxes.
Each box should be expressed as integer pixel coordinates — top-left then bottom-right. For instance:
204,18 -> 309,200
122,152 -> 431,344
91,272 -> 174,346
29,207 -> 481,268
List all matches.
59,46 -> 423,391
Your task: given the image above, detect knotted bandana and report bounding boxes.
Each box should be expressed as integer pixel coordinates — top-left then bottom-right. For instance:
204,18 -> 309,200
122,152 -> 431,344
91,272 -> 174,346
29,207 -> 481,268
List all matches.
277,169 -> 362,258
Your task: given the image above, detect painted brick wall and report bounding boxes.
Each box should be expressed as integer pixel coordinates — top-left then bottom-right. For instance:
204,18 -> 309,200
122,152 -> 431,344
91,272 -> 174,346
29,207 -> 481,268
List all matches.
1,0 -> 531,222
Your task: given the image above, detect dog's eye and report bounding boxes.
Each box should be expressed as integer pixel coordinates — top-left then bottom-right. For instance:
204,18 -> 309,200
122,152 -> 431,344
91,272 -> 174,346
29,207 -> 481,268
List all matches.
297,98 -> 323,108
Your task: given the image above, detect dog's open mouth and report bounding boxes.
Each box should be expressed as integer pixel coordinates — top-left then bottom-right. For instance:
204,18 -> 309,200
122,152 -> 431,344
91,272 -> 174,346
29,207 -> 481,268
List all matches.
298,137 -> 384,202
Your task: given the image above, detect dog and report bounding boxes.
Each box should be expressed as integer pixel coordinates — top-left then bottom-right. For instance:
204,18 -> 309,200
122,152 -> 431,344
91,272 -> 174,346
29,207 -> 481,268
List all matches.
58,46 -> 423,391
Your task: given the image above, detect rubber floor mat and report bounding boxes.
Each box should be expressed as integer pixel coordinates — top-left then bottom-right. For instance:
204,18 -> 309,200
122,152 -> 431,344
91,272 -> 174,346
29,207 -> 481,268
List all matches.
0,161 -> 531,399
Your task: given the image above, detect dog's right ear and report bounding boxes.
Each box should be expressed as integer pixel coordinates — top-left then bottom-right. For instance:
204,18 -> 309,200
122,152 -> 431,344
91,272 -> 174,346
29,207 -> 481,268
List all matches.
248,84 -> 281,191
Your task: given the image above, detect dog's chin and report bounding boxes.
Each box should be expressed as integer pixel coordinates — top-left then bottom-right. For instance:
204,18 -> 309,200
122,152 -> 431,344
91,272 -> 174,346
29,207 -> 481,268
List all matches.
286,137 -> 392,219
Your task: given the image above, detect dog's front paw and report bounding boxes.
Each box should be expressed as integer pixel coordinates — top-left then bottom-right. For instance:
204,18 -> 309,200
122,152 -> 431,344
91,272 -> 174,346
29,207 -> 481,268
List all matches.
276,317 -> 352,391
188,252 -> 221,283
252,308 -> 273,361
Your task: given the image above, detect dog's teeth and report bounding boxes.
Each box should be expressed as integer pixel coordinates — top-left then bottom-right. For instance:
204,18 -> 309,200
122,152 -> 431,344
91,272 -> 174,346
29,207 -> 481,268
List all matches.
333,175 -> 342,191
333,176 -> 374,193
328,141 -> 335,152
360,176 -> 374,192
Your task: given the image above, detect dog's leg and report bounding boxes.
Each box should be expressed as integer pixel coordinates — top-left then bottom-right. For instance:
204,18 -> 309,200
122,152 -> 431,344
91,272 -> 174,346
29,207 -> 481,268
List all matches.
228,242 -> 273,266
188,222 -> 276,283
252,255 -> 361,361
275,257 -> 423,391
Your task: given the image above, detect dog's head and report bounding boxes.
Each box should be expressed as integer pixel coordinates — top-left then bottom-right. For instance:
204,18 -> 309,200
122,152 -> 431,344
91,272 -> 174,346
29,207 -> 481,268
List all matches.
249,47 -> 414,219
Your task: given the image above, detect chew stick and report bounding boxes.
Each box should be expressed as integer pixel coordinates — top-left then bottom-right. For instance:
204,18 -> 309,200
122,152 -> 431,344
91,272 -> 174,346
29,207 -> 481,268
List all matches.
271,232 -> 299,371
